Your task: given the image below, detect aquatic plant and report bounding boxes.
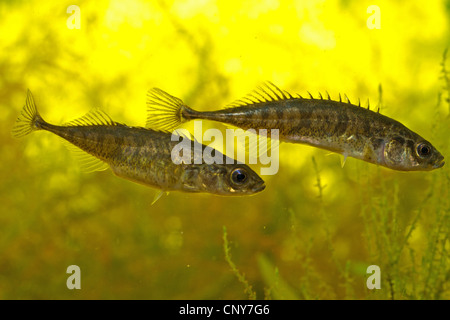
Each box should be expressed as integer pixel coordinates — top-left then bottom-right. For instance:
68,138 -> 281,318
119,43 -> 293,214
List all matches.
223,51 -> 449,300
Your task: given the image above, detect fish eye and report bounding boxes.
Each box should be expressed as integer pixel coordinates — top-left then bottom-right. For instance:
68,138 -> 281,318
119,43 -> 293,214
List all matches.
230,168 -> 248,185
416,143 -> 432,158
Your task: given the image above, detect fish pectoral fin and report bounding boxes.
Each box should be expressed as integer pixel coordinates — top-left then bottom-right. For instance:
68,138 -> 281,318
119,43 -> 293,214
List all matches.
151,190 -> 169,205
62,140 -> 109,173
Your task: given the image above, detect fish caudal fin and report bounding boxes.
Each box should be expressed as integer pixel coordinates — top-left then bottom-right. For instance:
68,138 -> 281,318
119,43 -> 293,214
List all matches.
146,88 -> 189,131
12,90 -> 44,138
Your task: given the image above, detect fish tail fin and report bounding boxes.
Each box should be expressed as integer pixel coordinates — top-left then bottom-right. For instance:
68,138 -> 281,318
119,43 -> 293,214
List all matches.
12,90 -> 46,138
146,88 -> 193,131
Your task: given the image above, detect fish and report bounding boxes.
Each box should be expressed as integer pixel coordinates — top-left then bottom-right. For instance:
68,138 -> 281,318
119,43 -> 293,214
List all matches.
146,82 -> 445,171
12,90 -> 265,200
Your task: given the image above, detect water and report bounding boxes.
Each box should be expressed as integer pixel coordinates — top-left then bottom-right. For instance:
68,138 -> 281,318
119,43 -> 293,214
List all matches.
1,0 -> 449,299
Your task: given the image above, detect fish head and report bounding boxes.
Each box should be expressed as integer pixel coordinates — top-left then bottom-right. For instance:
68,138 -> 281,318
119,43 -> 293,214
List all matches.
197,163 -> 266,195
383,134 -> 445,171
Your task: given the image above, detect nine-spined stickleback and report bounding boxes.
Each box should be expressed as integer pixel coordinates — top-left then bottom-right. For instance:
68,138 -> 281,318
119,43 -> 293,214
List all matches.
12,90 -> 265,198
146,83 -> 445,171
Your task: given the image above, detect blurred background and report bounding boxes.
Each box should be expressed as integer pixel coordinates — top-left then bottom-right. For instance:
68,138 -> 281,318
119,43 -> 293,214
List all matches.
0,0 -> 449,299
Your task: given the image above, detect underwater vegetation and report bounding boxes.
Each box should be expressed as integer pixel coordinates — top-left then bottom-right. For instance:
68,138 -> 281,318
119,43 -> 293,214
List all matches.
224,51 -> 450,300
0,0 -> 449,300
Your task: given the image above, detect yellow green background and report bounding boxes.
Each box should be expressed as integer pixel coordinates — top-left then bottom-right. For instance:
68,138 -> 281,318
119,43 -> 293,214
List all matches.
1,0 -> 449,299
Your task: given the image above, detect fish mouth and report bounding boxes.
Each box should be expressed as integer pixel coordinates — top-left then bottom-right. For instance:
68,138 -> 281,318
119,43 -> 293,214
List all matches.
433,158 -> 445,169
255,182 -> 266,193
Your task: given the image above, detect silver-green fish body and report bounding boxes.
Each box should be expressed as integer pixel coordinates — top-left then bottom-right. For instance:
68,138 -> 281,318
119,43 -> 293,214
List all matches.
12,90 -> 265,196
146,83 -> 445,171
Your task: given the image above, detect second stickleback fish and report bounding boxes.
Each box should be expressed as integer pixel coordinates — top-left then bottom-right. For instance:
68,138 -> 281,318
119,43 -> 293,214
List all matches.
12,90 -> 265,200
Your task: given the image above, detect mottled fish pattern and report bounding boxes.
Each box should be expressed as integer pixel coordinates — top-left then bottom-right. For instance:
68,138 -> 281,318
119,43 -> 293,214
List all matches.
12,90 -> 265,197
146,83 -> 445,171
